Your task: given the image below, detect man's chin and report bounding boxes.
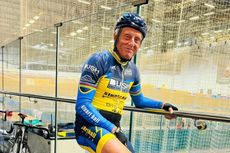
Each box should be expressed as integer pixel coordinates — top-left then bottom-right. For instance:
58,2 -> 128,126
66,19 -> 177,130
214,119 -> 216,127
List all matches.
124,56 -> 132,61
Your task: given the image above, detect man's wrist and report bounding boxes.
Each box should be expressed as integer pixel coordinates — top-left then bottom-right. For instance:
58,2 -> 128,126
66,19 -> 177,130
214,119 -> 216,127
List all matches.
112,126 -> 118,133
112,126 -> 121,133
115,127 -> 121,133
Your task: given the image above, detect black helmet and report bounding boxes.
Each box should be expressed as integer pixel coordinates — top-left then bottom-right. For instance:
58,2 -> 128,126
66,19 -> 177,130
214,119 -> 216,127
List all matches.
115,12 -> 147,39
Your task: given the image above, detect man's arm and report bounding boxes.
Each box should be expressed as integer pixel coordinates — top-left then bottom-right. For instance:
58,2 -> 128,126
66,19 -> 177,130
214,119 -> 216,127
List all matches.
76,85 -> 115,132
130,83 -> 178,112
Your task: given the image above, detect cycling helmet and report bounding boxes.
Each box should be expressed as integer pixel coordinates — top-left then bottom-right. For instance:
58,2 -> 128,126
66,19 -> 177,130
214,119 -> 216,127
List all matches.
115,12 -> 147,39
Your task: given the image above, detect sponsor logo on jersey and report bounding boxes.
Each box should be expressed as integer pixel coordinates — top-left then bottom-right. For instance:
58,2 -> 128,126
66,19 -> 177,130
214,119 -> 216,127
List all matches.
124,69 -> 132,76
108,79 -> 129,92
83,64 -> 100,76
102,91 -> 127,100
80,75 -> 96,84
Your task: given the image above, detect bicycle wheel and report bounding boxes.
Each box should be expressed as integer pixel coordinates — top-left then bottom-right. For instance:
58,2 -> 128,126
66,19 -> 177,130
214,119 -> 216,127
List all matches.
8,136 -> 21,153
21,144 -> 31,153
7,130 -> 22,153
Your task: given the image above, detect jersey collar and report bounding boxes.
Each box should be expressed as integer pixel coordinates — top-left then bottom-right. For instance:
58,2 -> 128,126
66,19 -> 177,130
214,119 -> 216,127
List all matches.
109,49 -> 129,66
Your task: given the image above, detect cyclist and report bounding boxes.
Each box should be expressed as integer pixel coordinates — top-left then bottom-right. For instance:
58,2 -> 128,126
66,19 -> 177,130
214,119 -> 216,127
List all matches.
75,12 -> 178,153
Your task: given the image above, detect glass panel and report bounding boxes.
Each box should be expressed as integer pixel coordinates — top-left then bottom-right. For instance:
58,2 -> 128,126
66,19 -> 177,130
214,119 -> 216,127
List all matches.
0,48 -> 3,110
138,0 -> 230,116
3,40 -> 20,111
3,40 -> 20,92
130,111 -> 230,153
21,27 -> 56,96
0,47 -> 2,90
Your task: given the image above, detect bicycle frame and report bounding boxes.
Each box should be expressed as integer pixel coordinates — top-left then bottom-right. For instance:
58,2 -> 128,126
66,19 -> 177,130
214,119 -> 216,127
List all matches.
7,113 -> 50,153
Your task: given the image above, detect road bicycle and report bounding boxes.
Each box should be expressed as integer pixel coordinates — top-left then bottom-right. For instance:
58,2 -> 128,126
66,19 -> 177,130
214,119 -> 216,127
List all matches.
6,113 -> 50,153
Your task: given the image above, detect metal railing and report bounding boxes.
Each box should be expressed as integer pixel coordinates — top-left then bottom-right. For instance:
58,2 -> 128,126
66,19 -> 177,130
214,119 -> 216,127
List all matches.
1,90 -> 230,123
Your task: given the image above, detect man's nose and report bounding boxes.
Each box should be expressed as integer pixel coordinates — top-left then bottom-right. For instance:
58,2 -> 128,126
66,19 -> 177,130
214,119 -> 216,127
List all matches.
127,38 -> 135,47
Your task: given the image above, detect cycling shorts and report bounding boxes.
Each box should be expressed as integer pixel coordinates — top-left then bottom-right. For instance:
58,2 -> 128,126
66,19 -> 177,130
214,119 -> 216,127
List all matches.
75,115 -> 115,153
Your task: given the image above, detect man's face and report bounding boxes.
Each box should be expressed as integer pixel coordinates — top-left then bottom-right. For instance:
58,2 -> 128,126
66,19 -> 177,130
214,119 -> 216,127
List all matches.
115,27 -> 142,60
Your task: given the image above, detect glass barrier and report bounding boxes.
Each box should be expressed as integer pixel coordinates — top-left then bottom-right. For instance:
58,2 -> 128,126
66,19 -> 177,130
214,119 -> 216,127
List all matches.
2,40 -> 20,111
0,47 -> 2,90
138,0 -> 230,116
21,27 -> 56,96
130,112 -> 230,153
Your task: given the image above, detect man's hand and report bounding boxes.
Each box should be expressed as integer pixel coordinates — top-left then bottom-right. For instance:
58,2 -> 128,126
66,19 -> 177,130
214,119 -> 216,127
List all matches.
114,127 -> 127,146
162,103 -> 178,119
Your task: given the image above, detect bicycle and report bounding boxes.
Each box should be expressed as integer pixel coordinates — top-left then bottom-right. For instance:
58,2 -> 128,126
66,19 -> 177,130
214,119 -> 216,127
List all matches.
7,113 -> 50,153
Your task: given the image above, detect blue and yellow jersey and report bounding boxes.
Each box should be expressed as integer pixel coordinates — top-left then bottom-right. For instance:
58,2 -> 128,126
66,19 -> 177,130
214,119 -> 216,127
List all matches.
76,50 -> 163,132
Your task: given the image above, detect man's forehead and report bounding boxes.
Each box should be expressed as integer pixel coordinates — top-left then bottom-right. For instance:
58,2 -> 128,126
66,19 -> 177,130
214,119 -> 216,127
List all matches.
121,27 -> 142,36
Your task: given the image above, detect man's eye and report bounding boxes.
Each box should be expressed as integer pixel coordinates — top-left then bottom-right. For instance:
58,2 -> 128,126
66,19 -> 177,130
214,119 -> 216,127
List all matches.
135,38 -> 141,44
125,35 -> 130,39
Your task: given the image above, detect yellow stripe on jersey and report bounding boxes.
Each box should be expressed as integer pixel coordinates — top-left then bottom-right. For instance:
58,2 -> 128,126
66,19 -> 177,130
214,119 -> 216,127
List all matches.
79,84 -> 96,94
130,90 -> 141,96
80,145 -> 95,153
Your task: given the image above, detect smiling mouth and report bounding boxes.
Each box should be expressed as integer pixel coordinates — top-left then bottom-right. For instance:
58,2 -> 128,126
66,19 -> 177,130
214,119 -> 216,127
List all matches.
125,48 -> 133,52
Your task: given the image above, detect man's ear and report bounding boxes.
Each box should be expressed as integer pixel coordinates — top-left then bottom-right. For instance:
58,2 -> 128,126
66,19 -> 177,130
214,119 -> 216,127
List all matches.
113,32 -> 117,40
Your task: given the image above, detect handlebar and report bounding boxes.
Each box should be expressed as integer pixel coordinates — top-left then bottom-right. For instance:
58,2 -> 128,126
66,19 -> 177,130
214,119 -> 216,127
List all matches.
13,122 -> 50,139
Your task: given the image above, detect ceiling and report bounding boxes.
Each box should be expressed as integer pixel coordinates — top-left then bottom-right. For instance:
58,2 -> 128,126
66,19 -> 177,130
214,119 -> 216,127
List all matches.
0,0 -> 134,46
0,0 -> 229,62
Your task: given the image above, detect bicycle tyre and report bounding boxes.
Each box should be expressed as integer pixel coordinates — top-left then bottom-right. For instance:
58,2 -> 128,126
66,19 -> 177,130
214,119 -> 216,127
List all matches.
8,135 -> 21,153
7,131 -> 22,153
21,144 -> 31,153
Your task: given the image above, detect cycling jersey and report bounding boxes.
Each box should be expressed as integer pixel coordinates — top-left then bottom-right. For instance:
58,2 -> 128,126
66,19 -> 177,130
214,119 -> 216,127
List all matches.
75,49 -> 164,133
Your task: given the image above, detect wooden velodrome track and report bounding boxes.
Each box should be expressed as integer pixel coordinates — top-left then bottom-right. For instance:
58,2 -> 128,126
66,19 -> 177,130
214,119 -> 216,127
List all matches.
1,70 -> 230,116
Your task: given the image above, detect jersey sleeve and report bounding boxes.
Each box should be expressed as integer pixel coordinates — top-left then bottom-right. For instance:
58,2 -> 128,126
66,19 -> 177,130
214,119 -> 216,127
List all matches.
129,67 -> 163,109
75,53 -> 115,132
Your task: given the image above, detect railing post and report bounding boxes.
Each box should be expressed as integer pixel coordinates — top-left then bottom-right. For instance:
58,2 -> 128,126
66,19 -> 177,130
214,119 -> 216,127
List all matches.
54,22 -> 62,153
1,46 -> 4,110
19,37 -> 23,113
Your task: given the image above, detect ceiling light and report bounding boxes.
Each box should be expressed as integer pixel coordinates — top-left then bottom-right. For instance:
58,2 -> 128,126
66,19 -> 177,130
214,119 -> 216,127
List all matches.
101,26 -> 110,30
33,16 -> 40,20
201,32 -> 209,36
100,5 -> 112,10
82,26 -> 88,30
167,40 -> 174,44
214,30 -> 222,33
78,0 -> 91,5
25,24 -> 30,27
204,3 -> 215,9
176,20 -> 185,23
204,12 -> 214,16
189,16 -> 199,20
184,41 -> 189,45
34,29 -> 43,32
77,37 -> 85,40
152,19 -> 161,23
29,20 -> 35,24
70,32 -> 77,36
76,29 -> 83,33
